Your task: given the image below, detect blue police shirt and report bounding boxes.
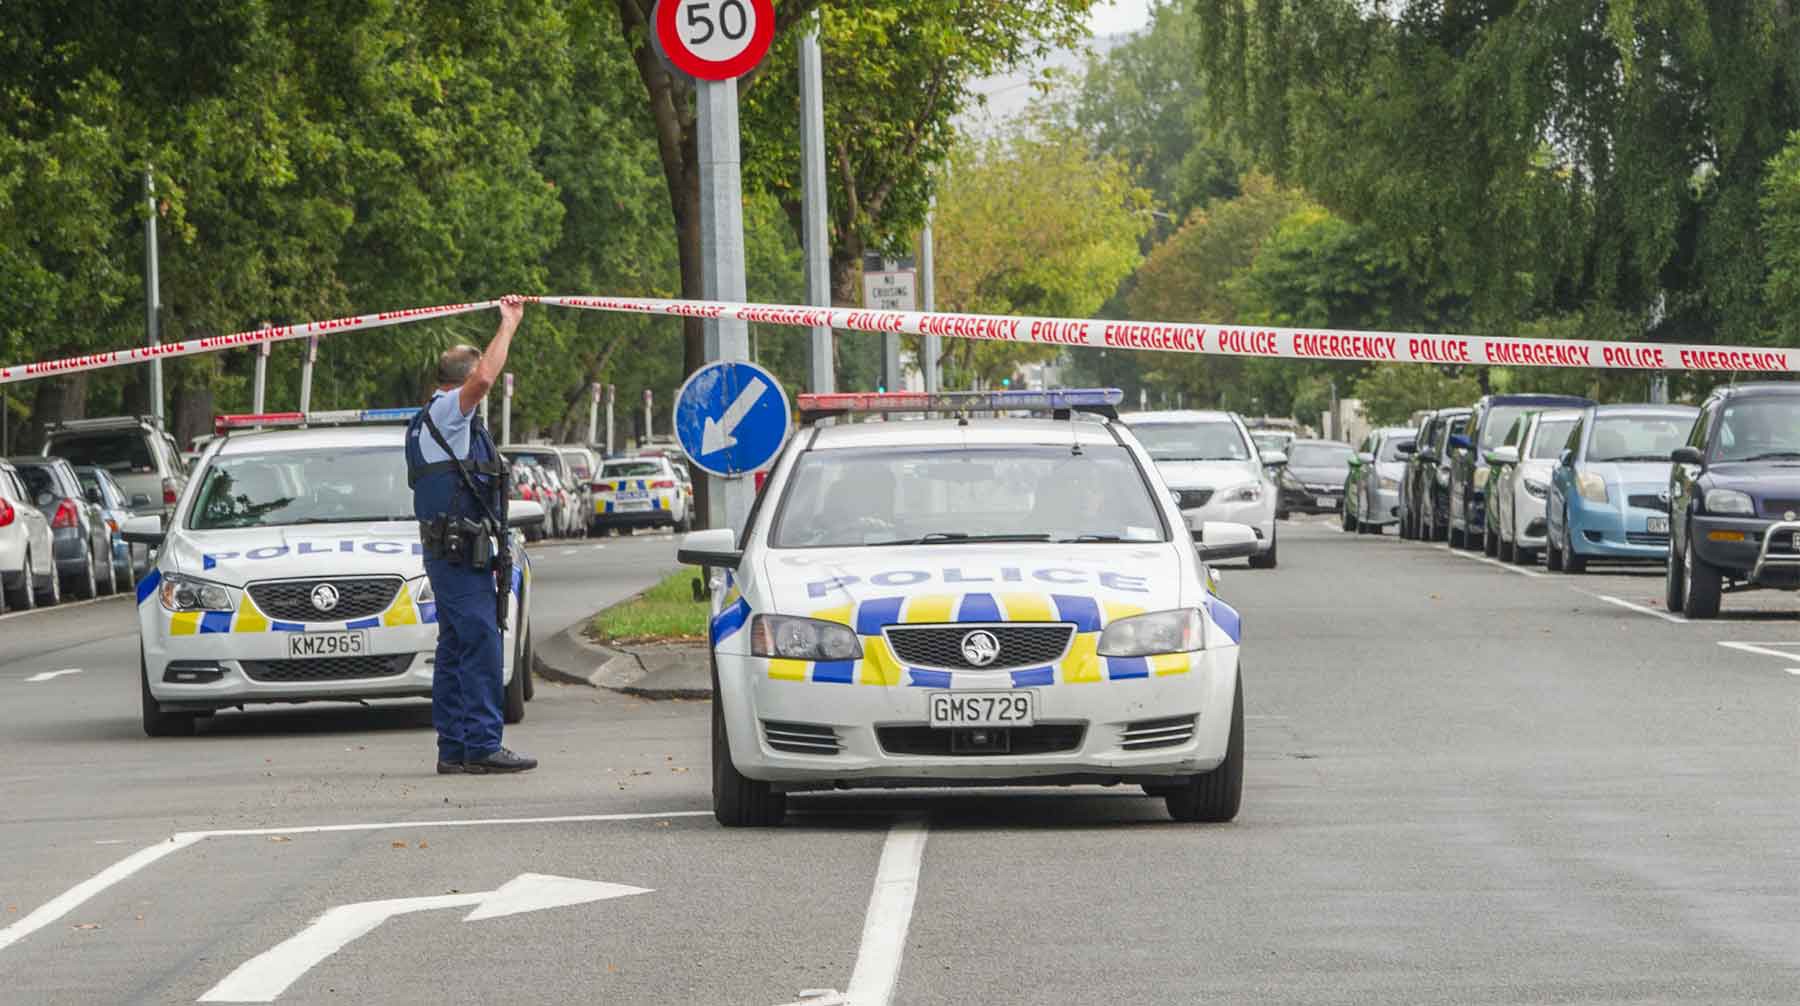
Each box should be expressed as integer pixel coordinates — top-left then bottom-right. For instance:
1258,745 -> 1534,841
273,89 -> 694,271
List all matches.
420,389 -> 473,463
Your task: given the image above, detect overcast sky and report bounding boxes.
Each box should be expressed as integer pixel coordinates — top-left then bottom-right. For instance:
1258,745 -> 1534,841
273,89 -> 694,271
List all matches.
1088,0 -> 1152,36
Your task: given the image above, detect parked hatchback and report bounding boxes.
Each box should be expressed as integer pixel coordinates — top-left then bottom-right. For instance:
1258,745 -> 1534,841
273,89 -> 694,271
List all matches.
1449,393 -> 1593,551
1545,404 -> 1698,574
1665,384 -> 1800,618
72,464 -> 138,591
1275,439 -> 1354,517
0,460 -> 57,610
1402,407 -> 1471,542
1345,427 -> 1415,534
9,457 -> 113,599
42,415 -> 187,517
1486,409 -> 1581,565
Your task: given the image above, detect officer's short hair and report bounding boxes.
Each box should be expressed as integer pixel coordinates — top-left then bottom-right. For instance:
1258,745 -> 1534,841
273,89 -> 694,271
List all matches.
437,345 -> 481,385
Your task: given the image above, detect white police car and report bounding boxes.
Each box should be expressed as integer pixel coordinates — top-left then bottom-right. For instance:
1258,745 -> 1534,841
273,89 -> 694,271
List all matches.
122,410 -> 541,737
678,389 -> 1259,826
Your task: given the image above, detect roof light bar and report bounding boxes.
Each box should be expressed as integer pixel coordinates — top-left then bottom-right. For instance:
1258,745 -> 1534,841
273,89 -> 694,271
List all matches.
214,407 -> 420,434
797,388 -> 1123,417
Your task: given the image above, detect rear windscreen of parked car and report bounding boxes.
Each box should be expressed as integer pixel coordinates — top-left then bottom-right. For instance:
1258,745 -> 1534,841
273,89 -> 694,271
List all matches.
602,462 -> 663,478
49,432 -> 156,474
1130,422 -> 1252,462
1289,443 -> 1354,468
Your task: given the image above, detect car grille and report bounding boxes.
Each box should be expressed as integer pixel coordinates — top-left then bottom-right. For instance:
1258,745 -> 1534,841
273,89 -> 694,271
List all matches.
240,653 -> 413,682
876,724 -> 1085,757
1120,715 -> 1197,751
1625,532 -> 1670,546
1761,498 -> 1800,518
1628,494 -> 1670,513
883,624 -> 1074,672
762,721 -> 841,756
247,576 -> 402,622
1174,489 -> 1213,510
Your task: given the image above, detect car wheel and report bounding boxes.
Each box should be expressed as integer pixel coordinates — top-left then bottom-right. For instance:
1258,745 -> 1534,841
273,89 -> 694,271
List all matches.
1664,532 -> 1687,614
1546,534 -> 1564,572
141,650 -> 196,737
502,650 -> 526,725
1561,513 -> 1587,573
71,548 -> 98,600
101,548 -> 119,596
1248,527 -> 1278,569
1682,532 -> 1722,619
712,658 -> 785,827
519,620 -> 535,702
1341,505 -> 1356,533
1498,536 -> 1515,563
1449,524 -> 1466,549
1166,675 -> 1243,823
1484,521 -> 1499,556
6,550 -> 36,611
41,556 -> 62,606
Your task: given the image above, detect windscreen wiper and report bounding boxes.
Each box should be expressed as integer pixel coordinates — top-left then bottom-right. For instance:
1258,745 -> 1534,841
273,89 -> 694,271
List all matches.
883,532 -> 1054,545
1057,534 -> 1126,543
1739,451 -> 1800,462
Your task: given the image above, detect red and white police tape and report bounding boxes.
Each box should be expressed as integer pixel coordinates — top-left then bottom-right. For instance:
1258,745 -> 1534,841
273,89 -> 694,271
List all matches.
2,293 -> 1792,386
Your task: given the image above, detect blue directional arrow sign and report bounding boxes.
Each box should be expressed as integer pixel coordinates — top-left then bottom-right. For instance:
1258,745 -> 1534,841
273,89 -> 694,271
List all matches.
674,360 -> 792,478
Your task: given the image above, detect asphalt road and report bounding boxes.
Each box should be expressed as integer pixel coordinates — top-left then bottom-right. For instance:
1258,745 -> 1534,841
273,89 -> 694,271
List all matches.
1,519 -> 1795,1004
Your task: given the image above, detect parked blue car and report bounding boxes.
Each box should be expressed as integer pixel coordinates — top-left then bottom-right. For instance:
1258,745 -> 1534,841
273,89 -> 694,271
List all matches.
1545,404 -> 1699,573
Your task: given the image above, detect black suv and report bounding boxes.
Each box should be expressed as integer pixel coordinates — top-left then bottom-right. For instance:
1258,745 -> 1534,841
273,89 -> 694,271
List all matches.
1448,393 -> 1592,550
1666,383 -> 1800,618
1400,407 -> 1470,541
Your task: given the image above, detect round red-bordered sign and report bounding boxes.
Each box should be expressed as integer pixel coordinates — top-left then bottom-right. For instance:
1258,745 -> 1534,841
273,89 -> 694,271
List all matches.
655,0 -> 775,81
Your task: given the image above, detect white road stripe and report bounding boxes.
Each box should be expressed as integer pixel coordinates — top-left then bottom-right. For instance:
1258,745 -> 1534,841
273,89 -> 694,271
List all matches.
1590,594 -> 1686,624
845,818 -> 929,1006
23,668 -> 82,683
1440,543 -> 1544,578
559,548 -> 578,556
1717,641 -> 1800,674
0,810 -> 708,958
0,595 -> 126,622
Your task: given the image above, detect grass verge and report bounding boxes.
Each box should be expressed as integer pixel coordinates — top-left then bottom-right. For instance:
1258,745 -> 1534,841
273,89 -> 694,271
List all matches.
589,570 -> 708,644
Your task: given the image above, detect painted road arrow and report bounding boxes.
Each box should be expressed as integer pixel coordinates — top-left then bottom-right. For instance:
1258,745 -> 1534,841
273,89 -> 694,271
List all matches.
199,874 -> 650,1003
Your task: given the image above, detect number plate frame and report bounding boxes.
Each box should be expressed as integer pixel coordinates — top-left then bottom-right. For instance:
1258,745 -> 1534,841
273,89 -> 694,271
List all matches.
285,630 -> 369,659
1646,516 -> 1670,535
1317,495 -> 1339,508
927,690 -> 1036,729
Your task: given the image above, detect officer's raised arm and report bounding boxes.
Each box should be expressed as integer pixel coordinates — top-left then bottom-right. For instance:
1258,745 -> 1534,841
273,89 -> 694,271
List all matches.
458,294 -> 526,415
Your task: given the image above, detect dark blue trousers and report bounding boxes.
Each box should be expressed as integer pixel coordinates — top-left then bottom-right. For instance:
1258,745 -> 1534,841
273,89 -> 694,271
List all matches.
426,558 -> 504,762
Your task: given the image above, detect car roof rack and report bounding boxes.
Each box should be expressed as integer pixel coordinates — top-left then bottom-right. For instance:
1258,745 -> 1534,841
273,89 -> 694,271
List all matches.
213,408 -> 420,435
796,388 -> 1123,425
46,414 -> 163,432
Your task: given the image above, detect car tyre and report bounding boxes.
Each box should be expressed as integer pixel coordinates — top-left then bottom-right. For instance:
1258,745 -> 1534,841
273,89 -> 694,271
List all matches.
101,547 -> 119,596
71,548 -> 99,600
1248,527 -> 1278,569
1560,513 -> 1586,573
6,550 -> 36,610
141,651 -> 196,738
40,556 -> 62,606
1166,675 -> 1243,823
1341,505 -> 1356,533
1681,533 -> 1722,619
519,620 -> 535,702
1498,535 -> 1516,563
1664,534 -> 1687,613
503,651 -> 526,725
1484,522 -> 1499,556
712,659 -> 785,827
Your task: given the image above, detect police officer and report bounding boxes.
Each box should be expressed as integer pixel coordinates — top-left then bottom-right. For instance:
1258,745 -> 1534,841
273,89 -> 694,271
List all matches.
407,294 -> 536,775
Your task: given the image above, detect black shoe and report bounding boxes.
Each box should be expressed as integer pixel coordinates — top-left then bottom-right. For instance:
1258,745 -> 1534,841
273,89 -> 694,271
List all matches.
464,747 -> 538,774
437,760 -> 467,775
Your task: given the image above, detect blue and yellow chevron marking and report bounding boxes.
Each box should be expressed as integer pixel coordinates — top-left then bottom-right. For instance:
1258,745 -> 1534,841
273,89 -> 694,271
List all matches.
163,580 -> 437,635
764,591 -> 1204,688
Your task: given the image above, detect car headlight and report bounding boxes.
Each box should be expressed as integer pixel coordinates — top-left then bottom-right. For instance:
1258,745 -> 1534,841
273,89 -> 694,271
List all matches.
1473,466 -> 1491,491
1221,481 -> 1262,504
750,614 -> 862,661
159,573 -> 235,612
1523,477 -> 1549,499
1379,476 -> 1399,490
1704,488 -> 1754,516
1097,608 -> 1205,656
1576,472 -> 1609,503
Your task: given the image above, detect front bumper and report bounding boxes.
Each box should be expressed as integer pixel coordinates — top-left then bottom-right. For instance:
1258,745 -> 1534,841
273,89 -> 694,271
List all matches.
717,648 -> 1240,787
1178,496 -> 1276,552
1364,487 -> 1402,526
1567,498 -> 1670,559
1510,488 -> 1548,546
1690,516 -> 1800,585
1278,484 -> 1341,514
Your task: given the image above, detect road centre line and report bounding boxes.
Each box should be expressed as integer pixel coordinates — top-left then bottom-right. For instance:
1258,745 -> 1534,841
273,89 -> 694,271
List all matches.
23,668 -> 82,683
844,818 -> 929,1006
1717,641 -> 1800,675
0,810 -> 709,957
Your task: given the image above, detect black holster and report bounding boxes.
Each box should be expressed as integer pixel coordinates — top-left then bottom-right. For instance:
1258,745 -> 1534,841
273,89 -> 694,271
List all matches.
421,515 -> 493,569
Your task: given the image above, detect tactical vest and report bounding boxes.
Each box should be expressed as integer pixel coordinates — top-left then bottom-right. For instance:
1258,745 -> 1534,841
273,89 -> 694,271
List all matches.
406,397 -> 508,523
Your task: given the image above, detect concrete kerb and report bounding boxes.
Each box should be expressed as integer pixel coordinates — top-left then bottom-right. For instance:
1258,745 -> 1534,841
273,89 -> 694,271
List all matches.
532,620 -> 711,700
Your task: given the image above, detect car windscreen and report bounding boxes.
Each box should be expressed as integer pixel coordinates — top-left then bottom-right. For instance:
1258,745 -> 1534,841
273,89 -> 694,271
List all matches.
48,431 -> 156,474
1376,437 -> 1411,462
1289,444 -> 1353,468
1128,421 -> 1251,462
770,445 -> 1166,548
602,462 -> 663,478
1529,419 -> 1577,460
1713,399 -> 1800,463
1480,406 -> 1533,450
187,447 -> 412,530
1586,415 -> 1692,463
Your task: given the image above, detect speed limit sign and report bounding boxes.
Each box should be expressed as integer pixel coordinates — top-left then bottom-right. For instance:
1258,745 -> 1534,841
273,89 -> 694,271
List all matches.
655,0 -> 775,81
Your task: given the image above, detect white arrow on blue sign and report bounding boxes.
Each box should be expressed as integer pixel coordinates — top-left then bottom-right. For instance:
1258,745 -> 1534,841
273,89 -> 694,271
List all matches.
674,360 -> 791,478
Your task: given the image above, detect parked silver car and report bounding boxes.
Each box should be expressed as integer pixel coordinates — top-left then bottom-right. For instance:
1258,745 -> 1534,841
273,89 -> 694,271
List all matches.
0,460 -> 58,610
1345,427 -> 1416,534
11,456 -> 116,599
42,415 -> 188,517
1486,409 -> 1581,565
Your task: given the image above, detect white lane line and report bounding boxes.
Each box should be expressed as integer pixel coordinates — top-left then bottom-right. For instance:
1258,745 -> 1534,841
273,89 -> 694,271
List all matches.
845,818 -> 929,1006
1590,594 -> 1686,624
23,668 -> 83,683
1717,641 -> 1800,675
1440,544 -> 1544,578
559,548 -> 578,556
0,596 -> 125,622
0,810 -> 709,958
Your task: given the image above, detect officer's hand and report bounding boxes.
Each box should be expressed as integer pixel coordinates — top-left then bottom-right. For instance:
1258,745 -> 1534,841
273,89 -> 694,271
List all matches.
497,294 -> 525,328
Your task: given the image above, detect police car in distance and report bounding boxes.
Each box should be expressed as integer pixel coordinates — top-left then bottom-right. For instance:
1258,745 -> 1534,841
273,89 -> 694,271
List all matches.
121,410 -> 542,737
678,389 -> 1259,827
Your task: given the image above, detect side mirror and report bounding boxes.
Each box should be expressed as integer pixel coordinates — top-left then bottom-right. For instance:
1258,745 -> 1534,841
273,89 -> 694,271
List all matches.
1395,441 -> 1416,456
1262,450 -> 1288,467
1486,446 -> 1519,466
1195,521 -> 1260,562
1559,448 -> 1575,468
677,527 -> 743,569
1671,446 -> 1704,467
120,514 -> 165,547
1355,451 -> 1375,465
507,499 -> 546,529
1167,489 -> 1183,510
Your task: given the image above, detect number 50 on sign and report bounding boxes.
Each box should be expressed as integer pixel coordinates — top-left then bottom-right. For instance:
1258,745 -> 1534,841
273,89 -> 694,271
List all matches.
655,0 -> 775,81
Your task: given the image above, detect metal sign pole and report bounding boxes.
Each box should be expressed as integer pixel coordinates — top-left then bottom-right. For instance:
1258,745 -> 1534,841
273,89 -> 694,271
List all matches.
643,387 -> 654,445
251,328 -> 271,413
588,382 -> 601,444
799,18 -> 834,395
298,335 -> 319,417
698,75 -> 756,533
605,384 -> 615,455
501,372 -> 514,444
144,168 -> 164,426
920,203 -> 939,394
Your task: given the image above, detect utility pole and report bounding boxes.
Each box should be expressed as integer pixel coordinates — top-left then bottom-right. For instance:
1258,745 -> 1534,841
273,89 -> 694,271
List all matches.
698,76 -> 755,532
799,16 -> 834,395
920,203 -> 939,394
251,326 -> 271,413
144,168 -> 164,426
587,382 -> 601,445
642,387 -> 654,446
605,384 -> 615,455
